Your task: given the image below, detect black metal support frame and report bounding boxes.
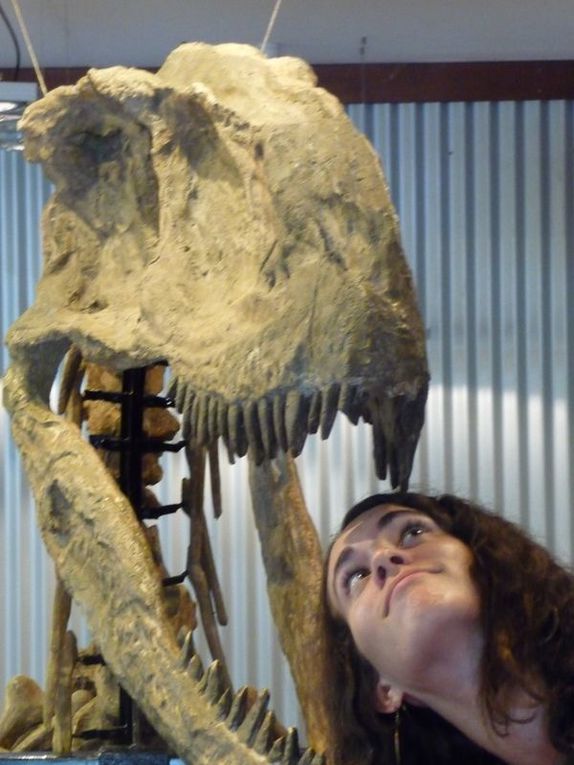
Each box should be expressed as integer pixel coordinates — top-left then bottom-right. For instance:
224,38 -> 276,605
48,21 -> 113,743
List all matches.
78,365 -> 185,745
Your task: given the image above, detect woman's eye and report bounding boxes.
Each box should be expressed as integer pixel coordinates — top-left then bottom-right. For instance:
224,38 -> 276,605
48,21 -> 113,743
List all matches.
399,522 -> 429,546
344,568 -> 369,596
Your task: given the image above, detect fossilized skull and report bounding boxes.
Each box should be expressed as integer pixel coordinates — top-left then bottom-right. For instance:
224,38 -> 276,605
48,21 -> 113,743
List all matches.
9,41 -> 427,484
3,42 -> 428,765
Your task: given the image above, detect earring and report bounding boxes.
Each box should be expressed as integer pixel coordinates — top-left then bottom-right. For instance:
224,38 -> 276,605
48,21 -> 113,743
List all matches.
393,707 -> 402,765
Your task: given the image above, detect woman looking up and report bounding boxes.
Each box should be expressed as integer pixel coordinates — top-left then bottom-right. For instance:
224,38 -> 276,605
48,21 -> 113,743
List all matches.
324,493 -> 574,765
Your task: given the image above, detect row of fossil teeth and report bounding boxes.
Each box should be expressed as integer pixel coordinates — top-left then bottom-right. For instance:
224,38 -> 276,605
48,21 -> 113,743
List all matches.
169,379 -> 374,462
168,377 -> 427,488
181,637 -> 324,765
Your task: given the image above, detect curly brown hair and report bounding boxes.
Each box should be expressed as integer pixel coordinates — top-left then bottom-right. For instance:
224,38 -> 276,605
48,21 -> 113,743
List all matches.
322,492 -> 574,764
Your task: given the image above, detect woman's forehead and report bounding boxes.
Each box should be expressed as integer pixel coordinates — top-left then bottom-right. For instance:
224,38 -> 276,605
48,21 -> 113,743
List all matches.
338,503 -> 410,544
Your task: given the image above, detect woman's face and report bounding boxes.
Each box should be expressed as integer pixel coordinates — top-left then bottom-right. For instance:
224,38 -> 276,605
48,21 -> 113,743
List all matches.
326,504 -> 481,700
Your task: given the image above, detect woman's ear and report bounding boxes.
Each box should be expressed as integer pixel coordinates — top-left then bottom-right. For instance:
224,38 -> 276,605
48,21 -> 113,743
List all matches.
374,680 -> 404,714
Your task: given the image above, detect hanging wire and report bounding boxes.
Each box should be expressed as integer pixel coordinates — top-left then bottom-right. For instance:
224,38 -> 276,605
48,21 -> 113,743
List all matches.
9,0 -> 47,95
0,1 -> 20,80
260,0 -> 284,54
359,35 -> 367,104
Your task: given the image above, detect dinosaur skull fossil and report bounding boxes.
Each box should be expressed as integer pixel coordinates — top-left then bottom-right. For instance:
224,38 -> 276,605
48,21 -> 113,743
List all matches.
3,42 -> 428,764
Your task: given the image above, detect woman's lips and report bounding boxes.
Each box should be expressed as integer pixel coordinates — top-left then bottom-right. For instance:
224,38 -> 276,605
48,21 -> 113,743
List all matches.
384,570 -> 430,616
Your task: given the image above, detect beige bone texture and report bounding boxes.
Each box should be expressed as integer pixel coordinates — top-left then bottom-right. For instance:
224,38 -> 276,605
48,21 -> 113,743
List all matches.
11,41 -> 428,486
3,41 -> 428,765
0,675 -> 44,749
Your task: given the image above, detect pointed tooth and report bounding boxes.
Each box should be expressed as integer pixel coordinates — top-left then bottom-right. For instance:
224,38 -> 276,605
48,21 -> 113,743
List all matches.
281,728 -> 300,765
169,377 -> 184,411
307,389 -> 321,434
338,382 -> 352,413
286,391 -> 309,457
198,669 -> 208,694
389,443 -> 400,489
204,660 -> 227,703
237,689 -> 270,746
182,387 -> 196,440
57,345 -> 83,414
218,400 -> 229,442
226,686 -> 249,730
217,688 -> 232,720
273,392 -> 288,453
380,395 -> 401,487
179,630 -> 195,669
297,750 -> 315,765
268,736 -> 286,761
258,397 -> 277,459
218,402 -> 235,464
361,401 -> 373,424
165,375 -> 177,400
354,389 -> 367,425
298,750 -> 325,765
224,442 -> 236,465
320,383 -> 339,439
208,396 -> 220,442
254,710 -> 276,755
197,394 -> 209,446
237,410 -> 248,457
245,400 -> 265,464
189,393 -> 201,442
187,654 -> 204,682
228,404 -> 248,458
227,403 -> 240,456
390,385 -> 428,491
370,399 -> 387,481
208,443 -> 223,518
339,383 -> 361,425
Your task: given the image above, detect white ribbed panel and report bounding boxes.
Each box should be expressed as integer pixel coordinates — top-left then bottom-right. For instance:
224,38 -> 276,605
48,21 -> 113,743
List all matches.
347,101 -> 574,563
1,100 -> 573,735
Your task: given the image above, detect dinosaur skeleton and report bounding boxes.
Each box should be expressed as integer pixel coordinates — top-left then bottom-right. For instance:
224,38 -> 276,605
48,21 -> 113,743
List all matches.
2,42 -> 428,764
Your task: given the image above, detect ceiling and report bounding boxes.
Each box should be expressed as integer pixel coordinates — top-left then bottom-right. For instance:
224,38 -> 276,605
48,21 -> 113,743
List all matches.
0,0 -> 572,73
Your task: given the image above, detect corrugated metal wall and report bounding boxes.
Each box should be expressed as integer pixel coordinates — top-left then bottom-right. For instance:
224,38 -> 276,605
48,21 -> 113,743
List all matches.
1,99 -> 573,734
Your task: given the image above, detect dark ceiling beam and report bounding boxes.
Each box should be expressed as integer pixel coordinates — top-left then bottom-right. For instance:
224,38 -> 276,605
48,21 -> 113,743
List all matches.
313,61 -> 574,103
1,61 -> 573,103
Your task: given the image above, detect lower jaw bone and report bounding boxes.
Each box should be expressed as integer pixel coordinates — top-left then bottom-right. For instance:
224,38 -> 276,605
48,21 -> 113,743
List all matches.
2,355 -> 281,765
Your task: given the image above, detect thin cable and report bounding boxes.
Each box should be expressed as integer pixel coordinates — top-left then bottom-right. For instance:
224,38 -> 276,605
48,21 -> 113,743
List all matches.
260,0 -> 283,54
359,35 -> 367,104
9,0 -> 46,95
0,1 -> 20,80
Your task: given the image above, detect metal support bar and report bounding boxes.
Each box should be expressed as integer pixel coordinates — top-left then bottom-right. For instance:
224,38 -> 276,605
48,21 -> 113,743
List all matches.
140,503 -> 184,520
89,436 -> 186,454
84,389 -> 175,408
82,365 -> 185,747
162,572 -> 187,587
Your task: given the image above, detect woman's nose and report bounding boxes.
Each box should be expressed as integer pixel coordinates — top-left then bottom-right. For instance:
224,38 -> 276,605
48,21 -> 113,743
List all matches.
371,546 -> 405,587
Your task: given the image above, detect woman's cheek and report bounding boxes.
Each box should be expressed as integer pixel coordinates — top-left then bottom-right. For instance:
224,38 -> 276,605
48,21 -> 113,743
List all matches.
348,599 -> 385,660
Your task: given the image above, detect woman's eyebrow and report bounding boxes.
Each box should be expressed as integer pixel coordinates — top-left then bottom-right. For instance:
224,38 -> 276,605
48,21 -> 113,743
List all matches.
374,508 -> 413,532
